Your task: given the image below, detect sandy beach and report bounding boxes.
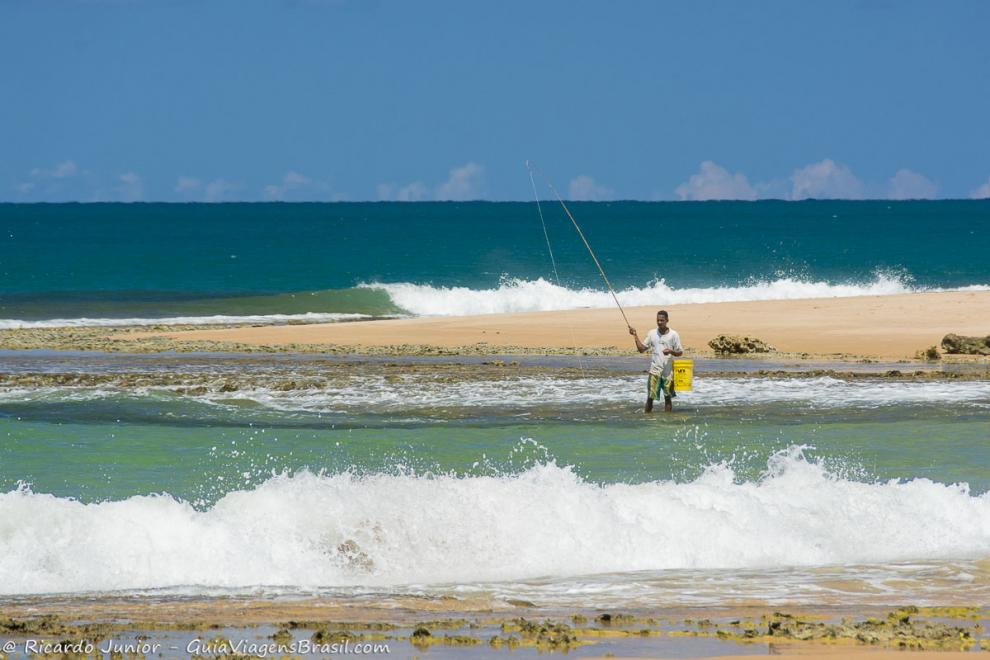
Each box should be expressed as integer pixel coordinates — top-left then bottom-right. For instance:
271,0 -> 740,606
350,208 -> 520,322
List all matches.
129,290 -> 990,360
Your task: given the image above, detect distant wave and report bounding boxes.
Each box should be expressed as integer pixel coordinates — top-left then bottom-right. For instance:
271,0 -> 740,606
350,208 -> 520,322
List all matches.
2,447 -> 989,595
0,312 -> 371,330
361,274 -> 990,316
3,273 -> 987,327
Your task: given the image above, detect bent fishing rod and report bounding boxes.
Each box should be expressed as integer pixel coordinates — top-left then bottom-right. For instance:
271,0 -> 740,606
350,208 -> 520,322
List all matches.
525,160 -> 632,330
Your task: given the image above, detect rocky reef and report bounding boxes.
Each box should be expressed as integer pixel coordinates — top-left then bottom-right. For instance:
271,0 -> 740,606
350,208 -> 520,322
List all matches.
708,334 -> 777,354
942,333 -> 990,355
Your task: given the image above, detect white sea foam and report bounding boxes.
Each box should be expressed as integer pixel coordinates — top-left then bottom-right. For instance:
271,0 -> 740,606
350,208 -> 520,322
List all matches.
205,376 -> 990,412
362,274 -> 989,316
0,312 -> 371,330
1,448 -> 989,596
4,377 -> 989,411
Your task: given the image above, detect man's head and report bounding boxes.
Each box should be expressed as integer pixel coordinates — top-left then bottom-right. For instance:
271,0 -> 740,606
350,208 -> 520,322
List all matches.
656,310 -> 669,331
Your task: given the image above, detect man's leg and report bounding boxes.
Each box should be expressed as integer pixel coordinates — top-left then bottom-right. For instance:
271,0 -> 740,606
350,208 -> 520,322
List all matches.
663,396 -> 673,413
645,397 -> 654,413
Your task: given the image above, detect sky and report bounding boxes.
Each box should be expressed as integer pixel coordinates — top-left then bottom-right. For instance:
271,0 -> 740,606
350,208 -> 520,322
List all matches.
2,0 -> 989,202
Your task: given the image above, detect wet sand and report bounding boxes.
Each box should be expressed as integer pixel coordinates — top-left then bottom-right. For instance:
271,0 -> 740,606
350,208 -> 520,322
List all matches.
0,597 -> 985,658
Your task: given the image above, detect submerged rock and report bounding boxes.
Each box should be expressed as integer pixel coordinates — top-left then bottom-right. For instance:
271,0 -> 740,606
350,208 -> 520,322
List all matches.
764,609 -> 973,649
941,333 -> 990,355
312,629 -> 356,644
708,334 -> 777,354
501,618 -> 580,650
335,539 -> 375,571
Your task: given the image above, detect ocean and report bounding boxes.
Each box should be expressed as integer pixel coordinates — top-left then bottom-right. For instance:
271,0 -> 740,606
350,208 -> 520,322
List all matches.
1,201 -> 989,611
1,200 -> 988,325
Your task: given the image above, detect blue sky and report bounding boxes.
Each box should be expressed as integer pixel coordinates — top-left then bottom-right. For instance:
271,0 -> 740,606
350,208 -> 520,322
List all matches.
2,0 -> 989,202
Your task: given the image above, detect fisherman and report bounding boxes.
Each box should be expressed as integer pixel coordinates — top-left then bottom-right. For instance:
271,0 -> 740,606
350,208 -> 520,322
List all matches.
630,310 -> 683,413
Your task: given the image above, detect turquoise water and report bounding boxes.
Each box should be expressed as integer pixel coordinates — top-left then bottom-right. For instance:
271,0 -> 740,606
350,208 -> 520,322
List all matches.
1,354 -> 989,602
1,201 -> 988,321
3,379 -> 990,503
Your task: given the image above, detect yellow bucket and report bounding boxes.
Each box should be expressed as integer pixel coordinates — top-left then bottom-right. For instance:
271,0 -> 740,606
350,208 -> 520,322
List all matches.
672,359 -> 693,392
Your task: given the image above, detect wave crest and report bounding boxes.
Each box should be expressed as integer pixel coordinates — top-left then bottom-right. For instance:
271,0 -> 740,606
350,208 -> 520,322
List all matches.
0,312 -> 371,330
2,448 -> 989,595
362,273 -> 986,316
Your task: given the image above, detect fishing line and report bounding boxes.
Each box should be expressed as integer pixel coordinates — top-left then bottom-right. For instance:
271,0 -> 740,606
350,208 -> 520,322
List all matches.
528,163 -> 587,372
525,160 -> 632,330
528,168 -> 562,287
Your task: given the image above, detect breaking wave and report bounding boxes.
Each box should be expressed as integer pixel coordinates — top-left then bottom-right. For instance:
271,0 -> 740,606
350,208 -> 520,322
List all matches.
2,448 -> 989,595
362,273 -> 989,316
0,312 -> 371,330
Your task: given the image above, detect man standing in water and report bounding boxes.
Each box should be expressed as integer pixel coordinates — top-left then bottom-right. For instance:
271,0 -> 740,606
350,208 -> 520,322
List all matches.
630,310 -> 683,413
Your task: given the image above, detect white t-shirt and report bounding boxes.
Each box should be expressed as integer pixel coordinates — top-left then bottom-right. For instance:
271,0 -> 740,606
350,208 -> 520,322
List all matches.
642,327 -> 682,376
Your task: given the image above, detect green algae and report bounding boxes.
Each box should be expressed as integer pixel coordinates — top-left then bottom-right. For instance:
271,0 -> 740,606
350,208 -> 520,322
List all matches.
595,612 -> 637,626
705,610 -> 980,650
3,607 -> 989,656
499,618 -> 582,650
310,629 -> 356,644
408,626 -> 480,648
284,620 -> 396,631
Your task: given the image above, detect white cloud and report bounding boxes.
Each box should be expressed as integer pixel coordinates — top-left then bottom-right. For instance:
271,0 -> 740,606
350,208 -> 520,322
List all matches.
205,179 -> 241,203
375,183 -> 392,200
397,181 -> 428,201
970,176 -> 990,199
789,159 -> 864,200
175,176 -> 202,194
263,170 -> 345,201
887,169 -> 937,200
30,160 -> 78,180
675,161 -> 757,201
15,160 -> 80,197
435,162 -> 484,201
376,181 -> 428,202
568,175 -> 614,201
264,170 -> 313,200
115,172 -> 144,202
174,176 -> 242,202
52,160 -> 78,178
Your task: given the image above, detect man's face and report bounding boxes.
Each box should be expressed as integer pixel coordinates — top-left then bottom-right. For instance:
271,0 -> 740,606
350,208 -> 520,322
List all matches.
657,314 -> 668,331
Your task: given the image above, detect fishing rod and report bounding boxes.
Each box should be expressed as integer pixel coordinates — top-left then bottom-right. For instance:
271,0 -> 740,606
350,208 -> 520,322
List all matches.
524,160 -> 632,330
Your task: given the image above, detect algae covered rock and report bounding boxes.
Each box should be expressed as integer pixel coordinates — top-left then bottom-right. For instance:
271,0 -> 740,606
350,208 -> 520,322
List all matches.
708,335 -> 776,354
941,333 -> 990,355
500,618 -> 579,650
764,609 -> 973,649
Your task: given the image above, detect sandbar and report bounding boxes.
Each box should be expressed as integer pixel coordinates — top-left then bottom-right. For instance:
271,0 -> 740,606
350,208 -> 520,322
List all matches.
131,290 -> 990,360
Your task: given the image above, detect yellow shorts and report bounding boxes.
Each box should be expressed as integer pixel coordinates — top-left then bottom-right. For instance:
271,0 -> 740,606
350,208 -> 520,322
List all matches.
647,373 -> 675,400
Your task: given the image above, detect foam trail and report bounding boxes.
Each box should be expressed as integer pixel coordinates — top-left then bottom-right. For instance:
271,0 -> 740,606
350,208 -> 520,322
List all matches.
362,274 -> 989,316
199,376 -> 990,412
0,312 -> 371,330
3,377 -> 988,412
2,448 -> 989,595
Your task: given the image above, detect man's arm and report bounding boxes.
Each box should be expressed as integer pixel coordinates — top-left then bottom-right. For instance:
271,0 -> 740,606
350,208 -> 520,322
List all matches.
629,327 -> 648,353
663,333 -> 683,357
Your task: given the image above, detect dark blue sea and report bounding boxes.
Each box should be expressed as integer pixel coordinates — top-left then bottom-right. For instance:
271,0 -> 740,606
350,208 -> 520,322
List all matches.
1,200 -> 987,325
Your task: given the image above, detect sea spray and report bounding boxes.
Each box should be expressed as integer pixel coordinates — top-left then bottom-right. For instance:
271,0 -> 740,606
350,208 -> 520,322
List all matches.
361,272 -> 978,316
2,448 -> 989,596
